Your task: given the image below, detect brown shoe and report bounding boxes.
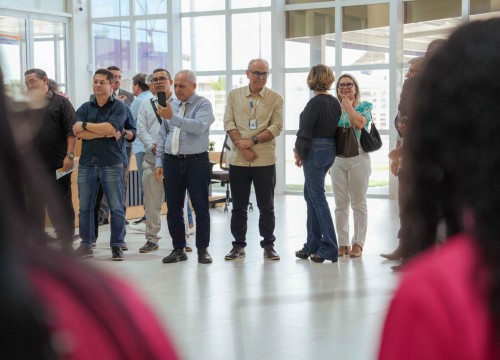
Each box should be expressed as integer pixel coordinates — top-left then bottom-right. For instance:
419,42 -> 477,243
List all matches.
224,246 -> 245,260
338,246 -> 351,257
349,244 -> 363,258
263,245 -> 280,260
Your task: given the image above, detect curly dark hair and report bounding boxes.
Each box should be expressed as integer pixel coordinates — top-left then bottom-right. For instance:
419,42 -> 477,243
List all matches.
400,18 -> 500,342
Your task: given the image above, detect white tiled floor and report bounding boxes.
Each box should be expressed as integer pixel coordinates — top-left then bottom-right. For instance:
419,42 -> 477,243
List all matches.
86,194 -> 402,360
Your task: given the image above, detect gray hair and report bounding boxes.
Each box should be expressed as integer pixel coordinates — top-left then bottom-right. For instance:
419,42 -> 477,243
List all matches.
176,70 -> 196,83
247,58 -> 269,70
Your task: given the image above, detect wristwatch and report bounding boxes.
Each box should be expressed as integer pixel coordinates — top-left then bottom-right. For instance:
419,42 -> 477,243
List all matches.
67,152 -> 75,160
82,121 -> 87,130
252,136 -> 258,144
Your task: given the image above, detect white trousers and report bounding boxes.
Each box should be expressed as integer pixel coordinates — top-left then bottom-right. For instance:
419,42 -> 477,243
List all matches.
330,152 -> 371,248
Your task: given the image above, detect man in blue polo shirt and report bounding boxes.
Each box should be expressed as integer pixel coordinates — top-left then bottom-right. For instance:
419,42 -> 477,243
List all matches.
73,68 -> 128,261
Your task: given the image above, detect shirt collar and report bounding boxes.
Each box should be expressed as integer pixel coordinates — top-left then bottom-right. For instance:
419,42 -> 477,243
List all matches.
245,85 -> 267,99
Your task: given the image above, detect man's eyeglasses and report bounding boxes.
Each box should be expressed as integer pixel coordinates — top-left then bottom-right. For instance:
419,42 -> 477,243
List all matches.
250,71 -> 269,79
151,76 -> 168,84
338,82 -> 354,89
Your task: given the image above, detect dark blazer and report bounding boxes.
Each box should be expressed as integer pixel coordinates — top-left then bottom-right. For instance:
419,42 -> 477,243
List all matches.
117,88 -> 134,106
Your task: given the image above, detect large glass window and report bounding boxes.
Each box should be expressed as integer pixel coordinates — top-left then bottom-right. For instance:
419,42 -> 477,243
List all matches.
33,20 -> 66,84
136,19 -> 168,74
196,75 -> 227,130
0,16 -> 26,88
181,0 -> 224,13
231,0 -> 270,9
182,16 -> 225,71
285,8 -> 335,67
342,4 -> 390,66
231,12 -> 272,70
91,0 -> 129,17
134,0 -> 167,16
93,22 -> 131,74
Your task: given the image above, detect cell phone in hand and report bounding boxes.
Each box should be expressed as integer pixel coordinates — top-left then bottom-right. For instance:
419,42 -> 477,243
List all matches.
157,91 -> 167,107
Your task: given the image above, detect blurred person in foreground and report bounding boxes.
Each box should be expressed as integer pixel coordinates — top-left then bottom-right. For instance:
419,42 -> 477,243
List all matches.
23,68 -> 76,251
378,19 -> 500,359
0,66 -> 179,358
294,64 -> 341,263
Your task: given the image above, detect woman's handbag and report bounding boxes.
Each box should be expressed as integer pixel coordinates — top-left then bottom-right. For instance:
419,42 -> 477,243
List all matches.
360,122 -> 382,153
335,126 -> 359,158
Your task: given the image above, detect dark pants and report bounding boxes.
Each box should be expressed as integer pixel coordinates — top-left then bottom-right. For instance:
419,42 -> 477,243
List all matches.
30,169 -> 74,247
163,152 -> 211,250
229,164 -> 276,248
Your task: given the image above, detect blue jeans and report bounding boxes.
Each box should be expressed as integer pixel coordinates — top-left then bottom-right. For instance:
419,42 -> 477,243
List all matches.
78,164 -> 125,247
163,152 -> 211,250
301,138 -> 338,260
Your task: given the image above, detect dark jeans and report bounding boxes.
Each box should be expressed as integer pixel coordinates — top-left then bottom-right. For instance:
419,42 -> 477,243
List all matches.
163,152 -> 211,250
30,168 -> 75,246
302,138 -> 338,260
229,164 -> 276,248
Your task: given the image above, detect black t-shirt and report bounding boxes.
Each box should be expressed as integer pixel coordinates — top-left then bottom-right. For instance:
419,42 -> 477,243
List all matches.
34,92 -> 76,170
295,94 -> 341,157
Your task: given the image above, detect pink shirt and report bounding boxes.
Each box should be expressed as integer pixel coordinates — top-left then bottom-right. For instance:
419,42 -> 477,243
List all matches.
31,267 -> 179,360
378,233 -> 496,360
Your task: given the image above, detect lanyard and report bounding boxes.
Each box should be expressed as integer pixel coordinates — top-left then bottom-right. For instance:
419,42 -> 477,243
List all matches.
250,98 -> 259,118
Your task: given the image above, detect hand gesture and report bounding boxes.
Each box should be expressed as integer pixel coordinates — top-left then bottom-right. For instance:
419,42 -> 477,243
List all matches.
157,102 -> 173,120
155,168 -> 164,183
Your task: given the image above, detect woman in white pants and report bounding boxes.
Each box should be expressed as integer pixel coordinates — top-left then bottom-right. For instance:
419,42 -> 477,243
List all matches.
330,74 -> 372,258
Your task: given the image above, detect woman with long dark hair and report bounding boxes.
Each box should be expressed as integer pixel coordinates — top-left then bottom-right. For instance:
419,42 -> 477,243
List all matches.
379,19 -> 500,358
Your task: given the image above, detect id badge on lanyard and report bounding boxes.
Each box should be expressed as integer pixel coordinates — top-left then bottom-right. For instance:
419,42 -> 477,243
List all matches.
249,99 -> 258,130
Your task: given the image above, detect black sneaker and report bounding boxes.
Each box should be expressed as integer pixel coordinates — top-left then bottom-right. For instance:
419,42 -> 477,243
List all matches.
75,244 -> 94,259
162,249 -> 188,263
185,243 -> 193,252
111,246 -> 124,261
263,245 -> 280,260
133,216 -> 146,225
139,241 -> 159,253
119,242 -> 129,251
224,245 -> 245,260
98,218 -> 109,226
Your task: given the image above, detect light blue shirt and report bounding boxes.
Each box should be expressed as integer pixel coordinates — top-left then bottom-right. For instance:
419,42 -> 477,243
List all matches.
155,92 -> 215,168
130,90 -> 152,154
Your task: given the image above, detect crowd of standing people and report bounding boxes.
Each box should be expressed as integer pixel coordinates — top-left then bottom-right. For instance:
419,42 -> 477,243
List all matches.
5,17 -> 500,359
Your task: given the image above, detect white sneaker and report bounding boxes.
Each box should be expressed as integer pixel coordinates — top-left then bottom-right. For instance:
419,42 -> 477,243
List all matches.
128,222 -> 146,233
188,224 -> 196,235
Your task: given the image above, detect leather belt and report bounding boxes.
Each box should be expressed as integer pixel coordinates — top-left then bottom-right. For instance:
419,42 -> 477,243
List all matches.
167,152 -> 204,159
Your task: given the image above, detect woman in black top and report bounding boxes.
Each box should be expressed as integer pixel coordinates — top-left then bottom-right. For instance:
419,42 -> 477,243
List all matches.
294,64 -> 341,262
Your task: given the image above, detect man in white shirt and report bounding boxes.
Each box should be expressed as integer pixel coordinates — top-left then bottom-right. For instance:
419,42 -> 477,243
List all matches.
135,68 -> 173,253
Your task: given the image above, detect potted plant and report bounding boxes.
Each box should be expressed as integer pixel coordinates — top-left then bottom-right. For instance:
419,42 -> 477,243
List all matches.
209,140 -> 216,152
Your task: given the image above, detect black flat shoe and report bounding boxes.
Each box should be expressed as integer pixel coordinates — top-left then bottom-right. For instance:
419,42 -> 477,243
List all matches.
295,250 -> 309,259
310,253 -> 338,263
310,253 -> 325,263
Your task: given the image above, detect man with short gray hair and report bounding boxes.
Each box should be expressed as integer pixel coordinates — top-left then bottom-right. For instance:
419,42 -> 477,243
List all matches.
223,58 -> 284,261
155,70 -> 215,264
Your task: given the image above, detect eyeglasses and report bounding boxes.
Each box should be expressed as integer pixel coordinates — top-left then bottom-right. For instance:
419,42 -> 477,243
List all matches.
151,76 -> 168,84
338,82 -> 354,89
250,71 -> 269,79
